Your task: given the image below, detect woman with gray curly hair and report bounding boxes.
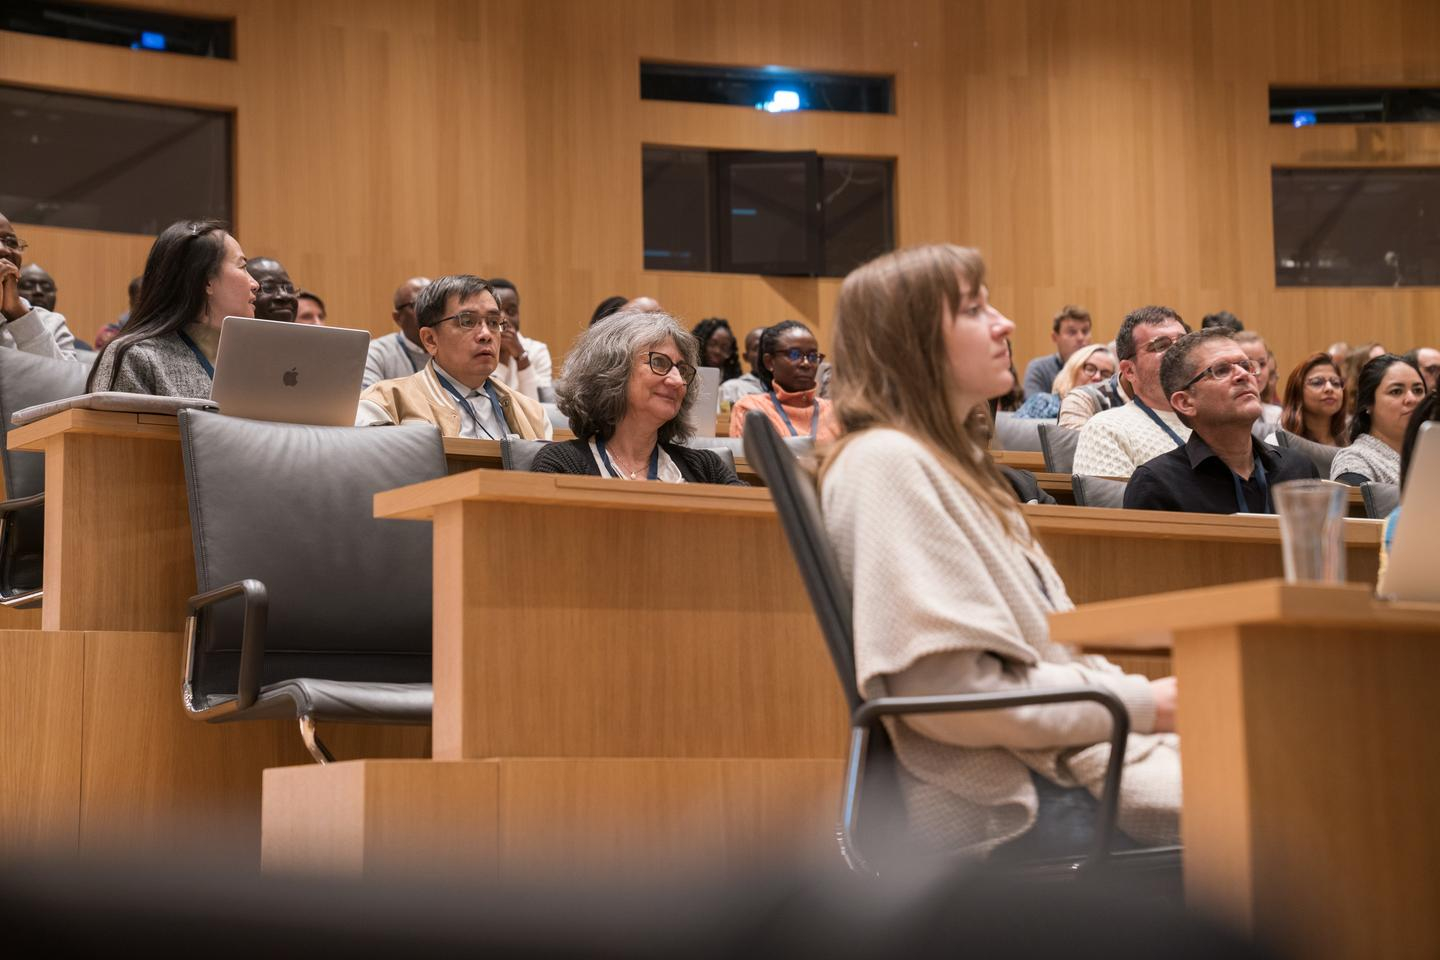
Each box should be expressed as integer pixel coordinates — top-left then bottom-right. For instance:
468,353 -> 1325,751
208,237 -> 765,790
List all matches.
531,310 -> 744,485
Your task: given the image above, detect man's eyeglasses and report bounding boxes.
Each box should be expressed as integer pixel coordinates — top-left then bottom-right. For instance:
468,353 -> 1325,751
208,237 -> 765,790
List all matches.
643,352 -> 697,385
1139,336 -> 1179,355
1183,358 -> 1259,390
771,348 -> 825,365
257,280 -> 297,296
436,311 -> 509,333
0,235 -> 28,253
1305,375 -> 1345,390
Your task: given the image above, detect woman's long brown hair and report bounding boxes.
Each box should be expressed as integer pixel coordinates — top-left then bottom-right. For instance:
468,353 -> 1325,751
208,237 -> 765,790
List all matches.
1280,352 -> 1348,444
822,244 -> 1030,541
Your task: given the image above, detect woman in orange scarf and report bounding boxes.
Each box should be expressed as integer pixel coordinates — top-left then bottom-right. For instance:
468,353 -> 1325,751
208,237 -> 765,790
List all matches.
729,320 -> 840,443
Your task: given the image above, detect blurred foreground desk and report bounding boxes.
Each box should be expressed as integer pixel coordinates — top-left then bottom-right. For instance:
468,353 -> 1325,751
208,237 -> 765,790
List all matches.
1050,581 -> 1440,960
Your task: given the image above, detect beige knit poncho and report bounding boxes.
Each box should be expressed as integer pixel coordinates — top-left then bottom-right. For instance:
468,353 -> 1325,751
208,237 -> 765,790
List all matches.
822,428 -> 1181,856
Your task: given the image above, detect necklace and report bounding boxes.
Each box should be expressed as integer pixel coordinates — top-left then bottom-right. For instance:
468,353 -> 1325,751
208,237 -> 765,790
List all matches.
610,451 -> 644,479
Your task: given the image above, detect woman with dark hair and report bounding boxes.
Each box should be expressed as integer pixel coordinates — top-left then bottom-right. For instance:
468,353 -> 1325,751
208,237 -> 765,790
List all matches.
1329,354 -> 1426,485
690,317 -> 742,383
531,310 -> 743,485
1279,352 -> 1347,446
90,220 -> 258,397
1381,388 -> 1440,571
728,319 -> 839,442
589,295 -> 628,326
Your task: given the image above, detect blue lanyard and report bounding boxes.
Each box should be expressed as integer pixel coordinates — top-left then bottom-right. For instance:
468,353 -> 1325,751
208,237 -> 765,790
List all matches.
596,437 -> 659,480
434,369 -> 507,439
1230,454 -> 1271,514
176,330 -> 214,379
768,390 -> 819,439
1131,397 -> 1185,448
397,333 -> 424,373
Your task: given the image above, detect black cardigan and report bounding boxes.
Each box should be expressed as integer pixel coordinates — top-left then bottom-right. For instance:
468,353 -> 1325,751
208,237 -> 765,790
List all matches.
531,438 -> 746,486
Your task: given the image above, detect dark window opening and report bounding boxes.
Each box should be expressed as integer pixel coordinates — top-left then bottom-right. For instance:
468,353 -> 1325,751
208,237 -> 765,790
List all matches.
0,84 -> 232,235
1272,167 -> 1440,287
0,0 -> 232,59
641,62 -> 893,115
1270,87 -> 1440,127
643,146 -> 895,278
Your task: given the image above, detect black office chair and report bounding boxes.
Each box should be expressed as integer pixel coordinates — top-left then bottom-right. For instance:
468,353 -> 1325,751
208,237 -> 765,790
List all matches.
1037,423 -> 1079,474
0,350 -> 92,607
177,411 -> 446,762
1071,475 -> 1128,508
1361,481 -> 1400,520
740,411 -> 1135,875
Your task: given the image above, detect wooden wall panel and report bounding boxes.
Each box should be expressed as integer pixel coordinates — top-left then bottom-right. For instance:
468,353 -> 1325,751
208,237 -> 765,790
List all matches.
5,0 -> 1440,375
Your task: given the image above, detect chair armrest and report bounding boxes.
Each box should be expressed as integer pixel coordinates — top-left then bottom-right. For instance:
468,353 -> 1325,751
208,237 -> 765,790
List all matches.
853,686 -> 1130,867
184,579 -> 269,712
0,492 -> 45,514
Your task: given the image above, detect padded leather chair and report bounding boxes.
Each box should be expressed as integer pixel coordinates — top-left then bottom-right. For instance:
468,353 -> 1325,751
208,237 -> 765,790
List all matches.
1072,475 -> 1128,509
178,412 -> 445,762
500,437 -> 738,476
1273,429 -> 1340,476
540,402 -> 568,432
0,350 -> 92,606
1362,482 -> 1400,520
740,410 -> 1133,874
991,412 -> 1051,452
1037,423 -> 1079,474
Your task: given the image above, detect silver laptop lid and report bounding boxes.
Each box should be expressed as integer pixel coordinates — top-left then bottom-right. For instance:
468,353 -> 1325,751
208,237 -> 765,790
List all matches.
1377,420 -> 1439,602
210,316 -> 371,427
684,367 -> 722,438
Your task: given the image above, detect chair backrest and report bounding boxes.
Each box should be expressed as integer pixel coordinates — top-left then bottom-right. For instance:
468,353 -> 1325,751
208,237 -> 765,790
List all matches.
1072,474 -> 1127,509
0,351 -> 91,499
990,412 -> 1050,452
1362,482 -> 1400,520
1037,423 -> 1079,474
501,437 -> 737,477
179,413 -> 447,701
1274,429 -> 1340,475
540,402 -> 568,431
740,411 -> 860,711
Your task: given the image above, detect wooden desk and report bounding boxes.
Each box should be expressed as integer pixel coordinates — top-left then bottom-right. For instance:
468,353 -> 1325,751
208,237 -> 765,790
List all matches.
263,473 -> 846,876
1050,581 -> 1440,960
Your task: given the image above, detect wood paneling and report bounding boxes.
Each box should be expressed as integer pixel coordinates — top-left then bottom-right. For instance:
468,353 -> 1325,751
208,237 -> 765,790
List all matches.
0,629 -> 83,857
5,0 -> 1439,370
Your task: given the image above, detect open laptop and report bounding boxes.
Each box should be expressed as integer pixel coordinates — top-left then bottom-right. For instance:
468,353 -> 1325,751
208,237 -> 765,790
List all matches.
1377,420 -> 1439,602
683,366 -> 722,438
210,316 -> 370,427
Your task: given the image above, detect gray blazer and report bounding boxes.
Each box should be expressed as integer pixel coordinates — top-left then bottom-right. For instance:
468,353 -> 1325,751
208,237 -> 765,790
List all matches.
91,332 -> 213,399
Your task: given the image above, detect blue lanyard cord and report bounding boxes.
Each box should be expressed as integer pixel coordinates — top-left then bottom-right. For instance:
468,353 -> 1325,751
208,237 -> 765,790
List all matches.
1230,455 -> 1270,514
1130,397 -> 1185,448
398,333 -> 423,373
596,437 -> 659,480
176,330 -> 215,379
768,391 -> 819,439
435,371 -> 507,439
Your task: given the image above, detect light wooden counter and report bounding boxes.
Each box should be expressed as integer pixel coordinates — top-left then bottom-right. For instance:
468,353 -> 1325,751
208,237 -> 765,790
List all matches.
1050,580 -> 1440,960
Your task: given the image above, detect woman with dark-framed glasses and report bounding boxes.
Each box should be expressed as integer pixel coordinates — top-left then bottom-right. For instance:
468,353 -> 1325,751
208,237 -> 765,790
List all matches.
728,320 -> 840,443
531,310 -> 744,485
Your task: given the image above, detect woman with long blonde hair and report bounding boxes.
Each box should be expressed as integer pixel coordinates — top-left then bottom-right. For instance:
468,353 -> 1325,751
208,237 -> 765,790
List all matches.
820,244 -> 1180,858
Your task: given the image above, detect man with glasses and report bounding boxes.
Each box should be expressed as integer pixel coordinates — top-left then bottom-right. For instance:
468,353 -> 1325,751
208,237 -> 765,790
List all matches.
1124,328 -> 1317,513
1073,305 -> 1192,478
0,211 -> 79,360
356,273 -> 551,439
244,257 -> 299,323
1408,346 -> 1439,393
364,276 -> 433,388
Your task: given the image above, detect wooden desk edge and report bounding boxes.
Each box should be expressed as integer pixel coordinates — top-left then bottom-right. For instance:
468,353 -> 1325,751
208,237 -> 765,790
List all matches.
9,408 -> 182,451
376,470 -> 777,521
1050,579 -> 1440,646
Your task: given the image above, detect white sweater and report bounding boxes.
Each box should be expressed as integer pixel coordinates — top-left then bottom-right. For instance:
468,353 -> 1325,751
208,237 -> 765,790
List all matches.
822,428 -> 1180,855
1073,400 -> 1190,478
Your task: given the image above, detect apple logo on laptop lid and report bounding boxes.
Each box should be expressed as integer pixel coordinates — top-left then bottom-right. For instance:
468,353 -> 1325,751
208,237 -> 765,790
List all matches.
283,367 -> 299,387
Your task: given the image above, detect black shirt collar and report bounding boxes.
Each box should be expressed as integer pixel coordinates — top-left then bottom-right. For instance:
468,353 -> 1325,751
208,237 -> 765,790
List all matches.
1183,429 -> 1277,473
